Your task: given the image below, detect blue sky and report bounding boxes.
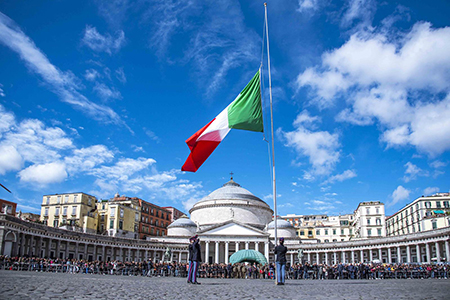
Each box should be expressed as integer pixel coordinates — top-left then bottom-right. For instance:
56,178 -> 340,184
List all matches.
0,0 -> 449,217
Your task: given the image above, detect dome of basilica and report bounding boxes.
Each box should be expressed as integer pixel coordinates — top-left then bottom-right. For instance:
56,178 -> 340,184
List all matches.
167,215 -> 197,237
189,178 -> 273,230
266,219 -> 297,238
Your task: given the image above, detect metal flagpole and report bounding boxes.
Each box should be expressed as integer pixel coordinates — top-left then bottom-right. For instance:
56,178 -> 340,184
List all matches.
264,1 -> 278,266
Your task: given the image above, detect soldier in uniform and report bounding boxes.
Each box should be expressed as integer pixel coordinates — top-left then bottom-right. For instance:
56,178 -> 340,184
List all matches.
187,235 -> 202,284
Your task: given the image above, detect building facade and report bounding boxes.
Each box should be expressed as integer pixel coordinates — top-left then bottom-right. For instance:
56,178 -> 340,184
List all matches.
386,193 -> 450,236
97,196 -> 140,239
40,193 -> 98,234
0,199 -> 17,216
163,206 -> 185,223
281,201 -> 385,243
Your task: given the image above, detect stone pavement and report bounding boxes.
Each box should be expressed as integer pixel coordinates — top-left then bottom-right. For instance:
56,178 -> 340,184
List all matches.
1,270 -> 450,300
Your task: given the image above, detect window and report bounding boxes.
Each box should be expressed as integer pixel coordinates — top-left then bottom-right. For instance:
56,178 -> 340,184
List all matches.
432,221 -> 437,230
63,206 -> 67,216
74,195 -> 78,203
366,208 -> 370,214
155,220 -> 159,226
110,207 -> 116,217
377,229 -> 382,236
101,214 -> 105,222
425,202 -> 431,208
44,207 -> 49,216
120,209 -> 124,218
135,213 -> 139,222
367,229 -> 372,236
88,198 -> 92,206
110,219 -> 114,229
376,218 -> 381,225
151,209 -> 154,215
55,207 -> 60,216
46,197 -> 50,205
367,219 -> 371,225
341,229 -> 344,235
349,229 -> 352,235
156,230 -> 159,236
72,206 -> 77,215
316,229 -> 320,235
376,207 -> 380,214
300,231 -> 305,236
324,239 -> 329,243
325,229 -> 328,235
444,201 -> 450,208
308,230 -> 313,236
119,220 -> 123,230
64,195 -> 69,203
333,229 -> 336,235
57,196 -> 61,204
436,201 -> 441,208
53,220 -> 59,227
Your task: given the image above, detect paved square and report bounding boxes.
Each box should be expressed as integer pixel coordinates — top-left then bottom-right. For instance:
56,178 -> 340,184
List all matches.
1,271 -> 450,299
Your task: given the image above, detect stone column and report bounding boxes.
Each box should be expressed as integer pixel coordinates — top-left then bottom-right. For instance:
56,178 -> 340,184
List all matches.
359,250 -> 364,263
342,251 -> 345,263
27,236 -> 34,257
435,242 -> 441,263
406,245 -> 411,263
291,253 -> 294,265
425,243 -> 431,264
235,242 -> 239,252
378,248 -> 382,263
264,242 -> 269,263
178,251 -> 182,263
127,248 -> 131,261
215,241 -> 219,264
20,234 -> 25,256
369,249 -> 373,262
245,242 -> 249,250
205,241 -> 210,264
307,252 -> 311,263
145,250 -> 149,261
84,243 -> 88,260
324,252 -> 328,265
416,244 -> 421,263
387,247 -> 392,264
333,252 -> 337,264
225,242 -> 229,264
351,250 -> 355,263
316,252 -> 320,264
36,236 -> 42,258
75,242 -> 79,260
153,249 -> 157,262
65,241 -> 69,259
93,244 -> 97,261
255,242 -> 259,252
137,249 -> 140,262
397,246 -> 401,264
55,240 -> 61,259
102,246 -> 106,261
445,241 -> 450,263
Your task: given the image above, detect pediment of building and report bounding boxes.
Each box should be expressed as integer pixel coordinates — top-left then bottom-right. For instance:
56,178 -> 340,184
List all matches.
198,220 -> 268,237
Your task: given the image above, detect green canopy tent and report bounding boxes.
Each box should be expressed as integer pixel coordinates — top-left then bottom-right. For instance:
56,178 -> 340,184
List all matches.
229,249 -> 268,265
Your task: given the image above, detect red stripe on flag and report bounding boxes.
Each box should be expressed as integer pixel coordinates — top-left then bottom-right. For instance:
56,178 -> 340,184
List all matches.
182,140 -> 221,172
186,118 -> 216,150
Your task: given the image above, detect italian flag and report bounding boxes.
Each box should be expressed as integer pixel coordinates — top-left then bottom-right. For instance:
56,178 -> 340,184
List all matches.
182,70 -> 264,172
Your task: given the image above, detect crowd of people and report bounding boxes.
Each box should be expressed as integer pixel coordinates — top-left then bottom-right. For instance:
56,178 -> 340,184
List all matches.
1,255 -> 448,280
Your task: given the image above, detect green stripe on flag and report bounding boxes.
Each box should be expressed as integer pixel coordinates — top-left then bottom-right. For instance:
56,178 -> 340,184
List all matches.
227,70 -> 264,132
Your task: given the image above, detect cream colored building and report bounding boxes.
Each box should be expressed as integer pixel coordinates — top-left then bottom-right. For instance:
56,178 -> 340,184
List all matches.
386,193 -> 450,237
40,193 -> 98,234
97,194 -> 141,239
281,201 -> 385,243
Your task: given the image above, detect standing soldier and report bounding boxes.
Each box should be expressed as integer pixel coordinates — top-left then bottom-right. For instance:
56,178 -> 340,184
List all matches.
187,235 -> 202,284
274,237 -> 288,285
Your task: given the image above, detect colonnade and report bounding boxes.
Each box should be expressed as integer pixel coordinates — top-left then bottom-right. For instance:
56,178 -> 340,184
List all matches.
301,240 -> 450,265
201,240 -> 270,264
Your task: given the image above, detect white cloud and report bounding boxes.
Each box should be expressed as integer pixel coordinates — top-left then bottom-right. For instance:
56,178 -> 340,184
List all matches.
390,185 -> 411,207
19,162 -> 67,185
0,83 -> 5,97
115,67 -> 126,84
279,111 -> 340,175
93,83 -> 122,101
430,160 -> 447,169
0,145 -> 23,175
84,69 -> 100,81
0,13 -> 123,124
297,0 -> 320,13
322,169 -> 357,185
341,0 -> 376,28
403,162 -> 428,183
297,21 -> 450,157
82,25 -> 125,54
423,187 -> 439,196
